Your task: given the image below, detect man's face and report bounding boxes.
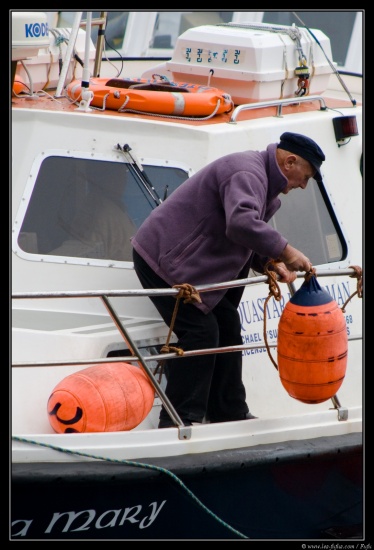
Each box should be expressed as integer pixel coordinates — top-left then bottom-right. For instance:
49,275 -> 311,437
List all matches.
282,156 -> 316,194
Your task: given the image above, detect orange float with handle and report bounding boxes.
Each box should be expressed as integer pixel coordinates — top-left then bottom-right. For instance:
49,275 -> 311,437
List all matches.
277,274 -> 348,404
66,75 -> 234,117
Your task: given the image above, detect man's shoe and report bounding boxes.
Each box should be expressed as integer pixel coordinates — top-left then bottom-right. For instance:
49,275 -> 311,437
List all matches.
244,412 -> 258,420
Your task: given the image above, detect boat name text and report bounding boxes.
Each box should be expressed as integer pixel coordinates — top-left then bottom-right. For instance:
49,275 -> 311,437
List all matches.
11,500 -> 167,537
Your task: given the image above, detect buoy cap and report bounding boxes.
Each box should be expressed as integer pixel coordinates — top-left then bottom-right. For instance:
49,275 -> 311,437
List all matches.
290,275 -> 333,306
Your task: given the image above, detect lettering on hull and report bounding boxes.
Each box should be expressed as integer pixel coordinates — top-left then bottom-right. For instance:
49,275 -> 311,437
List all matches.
11,500 -> 167,537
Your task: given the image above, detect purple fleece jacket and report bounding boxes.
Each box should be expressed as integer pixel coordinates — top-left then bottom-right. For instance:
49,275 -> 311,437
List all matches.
131,143 -> 288,313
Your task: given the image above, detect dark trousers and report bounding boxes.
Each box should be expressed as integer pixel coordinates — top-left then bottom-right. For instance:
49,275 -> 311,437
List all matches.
132,249 -> 249,424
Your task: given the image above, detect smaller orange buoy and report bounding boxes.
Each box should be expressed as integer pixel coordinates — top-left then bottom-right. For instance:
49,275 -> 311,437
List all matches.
277,275 -> 348,404
12,76 -> 28,95
47,362 -> 155,433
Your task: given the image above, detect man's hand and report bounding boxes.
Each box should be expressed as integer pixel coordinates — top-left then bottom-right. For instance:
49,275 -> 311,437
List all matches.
272,262 -> 297,283
279,244 -> 312,272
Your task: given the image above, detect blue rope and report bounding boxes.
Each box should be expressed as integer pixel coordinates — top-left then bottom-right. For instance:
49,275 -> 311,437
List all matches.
12,435 -> 249,539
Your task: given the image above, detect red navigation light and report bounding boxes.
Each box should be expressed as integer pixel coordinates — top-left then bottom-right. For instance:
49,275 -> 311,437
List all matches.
333,116 -> 359,144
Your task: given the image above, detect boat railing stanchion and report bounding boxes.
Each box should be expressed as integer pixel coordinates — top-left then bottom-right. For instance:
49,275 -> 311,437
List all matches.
330,394 -> 348,421
54,12 -> 83,98
100,294 -> 192,440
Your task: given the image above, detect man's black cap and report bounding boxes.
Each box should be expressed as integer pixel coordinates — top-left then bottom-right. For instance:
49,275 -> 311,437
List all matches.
277,132 -> 325,182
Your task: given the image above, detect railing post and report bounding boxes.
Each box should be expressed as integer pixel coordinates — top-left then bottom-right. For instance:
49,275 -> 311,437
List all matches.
100,295 -> 192,439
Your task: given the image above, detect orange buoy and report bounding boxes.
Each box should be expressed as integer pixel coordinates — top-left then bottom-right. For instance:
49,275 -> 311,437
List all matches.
66,76 -> 233,117
47,362 -> 155,433
12,76 -> 28,95
277,275 -> 348,404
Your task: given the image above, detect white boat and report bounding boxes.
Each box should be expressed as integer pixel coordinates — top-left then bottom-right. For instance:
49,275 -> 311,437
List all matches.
11,12 -> 363,540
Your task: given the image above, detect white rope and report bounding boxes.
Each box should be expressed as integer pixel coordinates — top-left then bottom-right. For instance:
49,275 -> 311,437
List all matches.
116,98 -> 233,121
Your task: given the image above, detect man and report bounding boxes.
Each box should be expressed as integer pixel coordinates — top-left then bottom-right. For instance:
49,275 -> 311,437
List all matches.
131,132 -> 325,428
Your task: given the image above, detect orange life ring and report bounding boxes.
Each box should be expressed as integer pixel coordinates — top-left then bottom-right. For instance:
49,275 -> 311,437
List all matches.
66,76 -> 233,117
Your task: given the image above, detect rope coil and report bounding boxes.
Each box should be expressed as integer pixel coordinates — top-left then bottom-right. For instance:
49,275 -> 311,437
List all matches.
263,261 -> 283,370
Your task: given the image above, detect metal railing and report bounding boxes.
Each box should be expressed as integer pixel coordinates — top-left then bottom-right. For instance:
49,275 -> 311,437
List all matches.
229,95 -> 327,123
12,267 -> 361,435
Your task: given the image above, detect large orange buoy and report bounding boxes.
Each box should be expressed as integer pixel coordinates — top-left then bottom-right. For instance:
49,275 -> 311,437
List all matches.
47,362 -> 155,433
277,275 -> 348,404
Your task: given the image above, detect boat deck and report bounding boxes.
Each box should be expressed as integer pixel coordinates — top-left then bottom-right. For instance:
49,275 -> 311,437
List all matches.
11,82 -> 360,126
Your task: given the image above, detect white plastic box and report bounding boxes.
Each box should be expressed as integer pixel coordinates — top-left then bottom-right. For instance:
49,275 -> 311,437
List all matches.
165,23 -> 335,104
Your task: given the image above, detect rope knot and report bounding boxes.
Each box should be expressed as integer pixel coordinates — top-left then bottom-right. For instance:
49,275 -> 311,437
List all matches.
160,345 -> 184,356
304,266 -> 317,282
264,261 -> 282,301
349,265 -> 363,298
158,282 -> 201,366
173,283 -> 202,304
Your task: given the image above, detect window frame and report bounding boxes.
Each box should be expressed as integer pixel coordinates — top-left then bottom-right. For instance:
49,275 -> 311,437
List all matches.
12,150 -> 192,267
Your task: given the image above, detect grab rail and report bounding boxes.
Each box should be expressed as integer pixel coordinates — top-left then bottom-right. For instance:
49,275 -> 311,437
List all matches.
11,267 -> 355,300
229,95 -> 327,123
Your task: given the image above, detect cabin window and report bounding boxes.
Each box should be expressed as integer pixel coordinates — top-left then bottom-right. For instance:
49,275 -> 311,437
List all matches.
269,177 -> 346,265
17,156 -> 188,263
15,155 -> 346,267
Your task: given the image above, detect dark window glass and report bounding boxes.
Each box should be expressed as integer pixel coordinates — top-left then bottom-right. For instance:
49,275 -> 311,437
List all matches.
269,177 -> 346,265
17,156 -> 188,262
